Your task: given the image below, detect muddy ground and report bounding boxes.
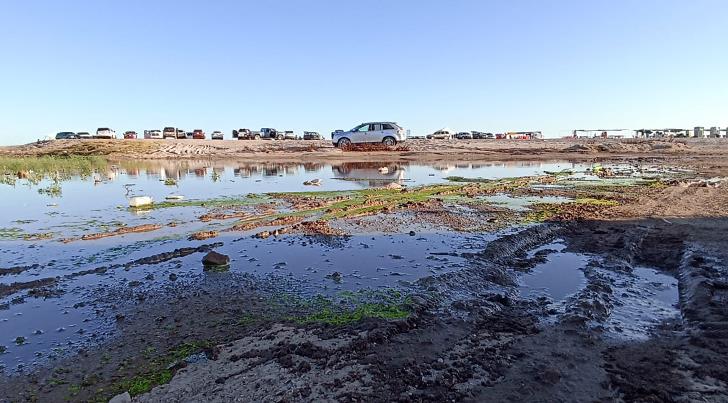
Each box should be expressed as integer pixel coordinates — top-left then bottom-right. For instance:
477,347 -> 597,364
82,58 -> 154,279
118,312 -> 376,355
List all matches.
2,138 -> 726,164
1,152 -> 728,402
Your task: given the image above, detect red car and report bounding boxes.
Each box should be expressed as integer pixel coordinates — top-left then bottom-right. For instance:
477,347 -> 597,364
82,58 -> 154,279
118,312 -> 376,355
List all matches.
192,129 -> 205,140
123,131 -> 137,139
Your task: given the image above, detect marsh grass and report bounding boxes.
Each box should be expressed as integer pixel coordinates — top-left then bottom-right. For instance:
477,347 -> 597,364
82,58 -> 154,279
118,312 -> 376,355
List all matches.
0,155 -> 107,186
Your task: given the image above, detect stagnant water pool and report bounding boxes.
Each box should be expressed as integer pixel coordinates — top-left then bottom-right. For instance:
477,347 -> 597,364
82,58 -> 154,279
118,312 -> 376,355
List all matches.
0,159 -> 588,371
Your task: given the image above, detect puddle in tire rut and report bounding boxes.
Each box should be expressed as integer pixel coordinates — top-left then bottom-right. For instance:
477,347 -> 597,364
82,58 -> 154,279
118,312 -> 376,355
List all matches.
0,230 -> 489,373
517,242 -> 680,340
603,266 -> 680,341
518,242 -> 589,302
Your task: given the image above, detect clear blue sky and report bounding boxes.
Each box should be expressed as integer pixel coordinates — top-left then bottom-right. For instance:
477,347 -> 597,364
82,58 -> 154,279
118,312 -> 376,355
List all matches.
1,0 -> 727,144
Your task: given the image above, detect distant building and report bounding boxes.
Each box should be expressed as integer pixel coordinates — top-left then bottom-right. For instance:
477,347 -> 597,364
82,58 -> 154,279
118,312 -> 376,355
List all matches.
635,128 -> 690,138
503,131 -> 542,140
573,129 -> 630,139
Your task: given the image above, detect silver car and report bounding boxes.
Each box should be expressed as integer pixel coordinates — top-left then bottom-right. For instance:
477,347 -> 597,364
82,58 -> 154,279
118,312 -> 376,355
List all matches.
332,122 -> 406,148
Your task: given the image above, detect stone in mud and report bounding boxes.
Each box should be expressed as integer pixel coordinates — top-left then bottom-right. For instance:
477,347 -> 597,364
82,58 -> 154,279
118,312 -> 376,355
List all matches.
254,231 -> 271,239
537,367 -> 562,385
272,227 -> 289,236
189,230 -> 219,241
109,391 -> 132,403
169,273 -> 178,281
326,271 -> 343,283
303,179 -> 321,186
203,251 -> 230,267
409,231 -> 416,236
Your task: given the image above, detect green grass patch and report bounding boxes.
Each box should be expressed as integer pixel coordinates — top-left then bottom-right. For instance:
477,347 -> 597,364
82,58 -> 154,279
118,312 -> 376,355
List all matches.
130,194 -> 271,211
299,302 -> 410,325
445,176 -> 494,183
279,289 -> 412,326
106,340 -> 213,398
573,198 -> 619,206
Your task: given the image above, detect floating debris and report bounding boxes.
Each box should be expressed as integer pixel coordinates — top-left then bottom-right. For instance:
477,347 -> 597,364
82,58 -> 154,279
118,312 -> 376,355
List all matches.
128,196 -> 153,208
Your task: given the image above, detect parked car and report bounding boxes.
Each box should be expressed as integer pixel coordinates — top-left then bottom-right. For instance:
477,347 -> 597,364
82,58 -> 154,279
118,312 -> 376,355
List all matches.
260,128 -> 284,139
428,128 -> 454,140
303,131 -> 322,140
77,131 -> 92,139
95,128 -> 116,139
123,131 -> 138,139
455,131 -> 473,140
234,128 -> 261,140
176,129 -> 187,139
55,131 -> 78,140
192,129 -> 205,140
332,122 -> 406,148
144,130 -> 163,139
283,130 -> 295,140
211,131 -> 224,140
163,127 -> 176,139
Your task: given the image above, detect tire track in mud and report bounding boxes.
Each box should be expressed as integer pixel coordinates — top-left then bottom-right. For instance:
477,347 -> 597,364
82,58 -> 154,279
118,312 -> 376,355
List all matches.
559,218 -> 728,402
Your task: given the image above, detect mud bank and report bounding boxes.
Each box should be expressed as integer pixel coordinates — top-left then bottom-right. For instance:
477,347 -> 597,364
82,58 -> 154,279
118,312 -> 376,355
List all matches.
131,218 -> 728,402
2,138 -> 725,163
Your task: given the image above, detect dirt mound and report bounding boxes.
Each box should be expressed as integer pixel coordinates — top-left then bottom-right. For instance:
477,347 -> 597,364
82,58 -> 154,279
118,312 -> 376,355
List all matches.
563,141 -> 689,154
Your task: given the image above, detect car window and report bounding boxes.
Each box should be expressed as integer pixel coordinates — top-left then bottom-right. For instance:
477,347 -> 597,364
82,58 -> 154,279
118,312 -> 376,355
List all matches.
356,125 -> 369,132
371,124 -> 382,131
382,124 -> 394,130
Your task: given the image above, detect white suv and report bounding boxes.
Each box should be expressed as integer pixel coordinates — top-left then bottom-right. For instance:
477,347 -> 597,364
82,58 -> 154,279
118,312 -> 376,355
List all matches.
333,122 -> 406,148
95,128 -> 116,139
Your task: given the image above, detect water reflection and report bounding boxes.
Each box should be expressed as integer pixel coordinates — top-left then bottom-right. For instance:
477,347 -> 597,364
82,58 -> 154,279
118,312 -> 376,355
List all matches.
332,162 -> 406,186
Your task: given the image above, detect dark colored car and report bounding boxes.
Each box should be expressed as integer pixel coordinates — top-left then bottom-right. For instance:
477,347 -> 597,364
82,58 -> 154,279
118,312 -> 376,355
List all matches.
123,131 -> 137,139
234,128 -> 261,140
192,129 -> 205,140
472,131 -> 494,139
260,128 -> 283,139
303,131 -> 322,140
55,131 -> 78,140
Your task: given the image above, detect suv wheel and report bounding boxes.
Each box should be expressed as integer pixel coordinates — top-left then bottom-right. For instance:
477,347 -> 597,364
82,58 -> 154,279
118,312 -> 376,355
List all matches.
382,137 -> 396,147
337,138 -> 352,148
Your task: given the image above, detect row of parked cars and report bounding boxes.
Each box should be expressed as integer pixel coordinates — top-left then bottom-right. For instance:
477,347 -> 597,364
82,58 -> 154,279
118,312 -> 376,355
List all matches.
54,128 -> 324,141
421,129 -> 496,140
